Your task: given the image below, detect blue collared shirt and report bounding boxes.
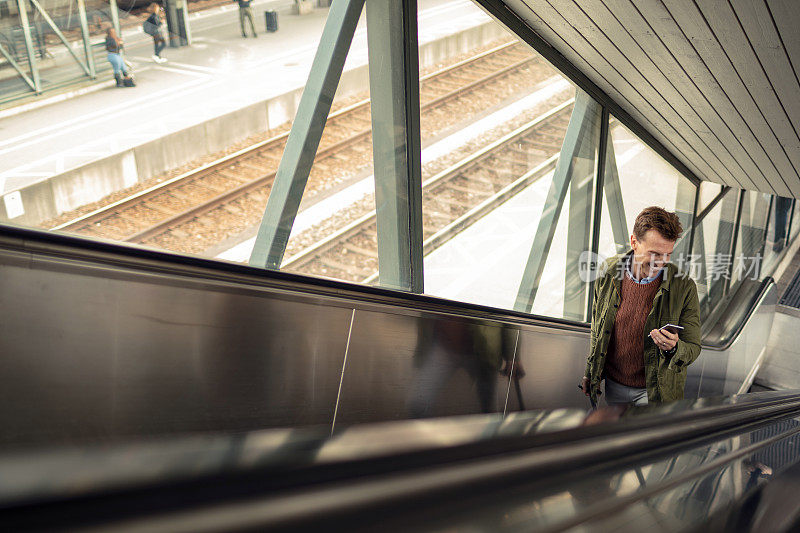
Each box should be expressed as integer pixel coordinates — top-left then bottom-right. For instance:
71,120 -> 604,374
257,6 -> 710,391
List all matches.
625,255 -> 663,285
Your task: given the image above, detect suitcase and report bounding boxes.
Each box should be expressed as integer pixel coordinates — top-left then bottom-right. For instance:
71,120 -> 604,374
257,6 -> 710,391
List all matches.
265,10 -> 278,32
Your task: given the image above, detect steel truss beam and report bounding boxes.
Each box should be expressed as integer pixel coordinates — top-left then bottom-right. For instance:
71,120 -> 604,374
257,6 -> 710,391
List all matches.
366,0 -> 423,292
28,0 -> 94,77
0,42 -> 36,90
15,0 -> 40,92
514,90 -> 601,314
601,127 -> 629,254
249,0 -> 366,268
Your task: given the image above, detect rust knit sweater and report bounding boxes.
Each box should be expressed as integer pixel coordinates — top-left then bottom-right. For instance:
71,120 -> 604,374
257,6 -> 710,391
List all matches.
605,274 -> 661,388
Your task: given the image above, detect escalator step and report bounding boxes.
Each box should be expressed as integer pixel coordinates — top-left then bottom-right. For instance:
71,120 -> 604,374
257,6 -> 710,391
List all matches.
779,267 -> 800,309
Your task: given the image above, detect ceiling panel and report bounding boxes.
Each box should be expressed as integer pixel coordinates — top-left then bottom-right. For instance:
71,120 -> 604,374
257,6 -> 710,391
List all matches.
620,0 -> 785,194
505,0 -> 721,184
552,0 -> 757,189
694,0 -> 800,193
497,0 -> 800,197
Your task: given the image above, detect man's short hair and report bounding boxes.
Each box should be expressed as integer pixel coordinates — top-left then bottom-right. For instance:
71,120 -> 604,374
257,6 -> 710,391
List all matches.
633,206 -> 683,242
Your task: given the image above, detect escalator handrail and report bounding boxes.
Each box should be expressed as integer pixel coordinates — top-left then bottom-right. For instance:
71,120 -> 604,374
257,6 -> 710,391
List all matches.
4,391 -> 800,530
702,276 -> 775,351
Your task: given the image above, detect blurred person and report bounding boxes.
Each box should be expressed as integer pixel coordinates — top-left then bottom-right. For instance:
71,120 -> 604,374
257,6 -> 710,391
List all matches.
407,322 -> 520,418
143,3 -> 168,63
104,28 -> 131,88
235,0 -> 257,38
581,206 -> 701,406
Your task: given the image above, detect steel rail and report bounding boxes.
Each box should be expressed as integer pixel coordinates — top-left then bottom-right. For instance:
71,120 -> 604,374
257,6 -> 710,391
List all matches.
282,100 -> 574,274
53,40 -> 531,237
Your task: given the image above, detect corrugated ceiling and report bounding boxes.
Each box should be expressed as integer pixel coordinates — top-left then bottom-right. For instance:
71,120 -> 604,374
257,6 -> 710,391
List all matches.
500,0 -> 800,198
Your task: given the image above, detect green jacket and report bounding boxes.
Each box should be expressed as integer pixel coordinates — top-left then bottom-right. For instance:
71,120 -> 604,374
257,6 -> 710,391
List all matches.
585,250 -> 702,404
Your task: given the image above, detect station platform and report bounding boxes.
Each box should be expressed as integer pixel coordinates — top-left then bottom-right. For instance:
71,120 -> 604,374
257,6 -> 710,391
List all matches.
0,0 -> 501,227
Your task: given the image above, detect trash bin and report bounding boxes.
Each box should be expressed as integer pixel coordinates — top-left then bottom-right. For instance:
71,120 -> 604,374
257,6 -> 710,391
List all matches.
265,10 -> 278,32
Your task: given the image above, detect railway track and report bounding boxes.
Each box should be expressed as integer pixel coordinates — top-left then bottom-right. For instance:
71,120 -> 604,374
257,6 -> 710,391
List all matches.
53,40 -> 550,250
282,100 -> 574,282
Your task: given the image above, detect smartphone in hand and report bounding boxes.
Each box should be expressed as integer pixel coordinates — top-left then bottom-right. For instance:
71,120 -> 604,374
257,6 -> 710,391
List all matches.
659,323 -> 684,334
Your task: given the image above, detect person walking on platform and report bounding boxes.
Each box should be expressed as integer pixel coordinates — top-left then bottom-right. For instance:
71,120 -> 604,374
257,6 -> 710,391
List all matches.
580,207 -> 702,407
143,3 -> 168,63
104,28 -> 131,87
236,0 -> 257,38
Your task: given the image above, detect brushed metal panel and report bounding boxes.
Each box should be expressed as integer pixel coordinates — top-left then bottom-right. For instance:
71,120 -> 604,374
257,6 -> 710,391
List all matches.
695,285 -> 777,397
683,358 -> 704,399
506,326 -> 590,411
759,313 -> 800,390
0,256 -> 352,446
333,310 -> 515,427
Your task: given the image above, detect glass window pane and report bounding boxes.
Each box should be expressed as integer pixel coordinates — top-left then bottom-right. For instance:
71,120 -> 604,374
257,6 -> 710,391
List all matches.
274,0 -> 561,289
2,0 -> 603,307
421,85 -> 601,320
691,189 -> 738,320
0,0 -> 111,103
698,181 -> 723,214
11,1 -> 379,284
34,0 -> 103,92
1,0 -> 40,103
597,118 -> 696,270
412,3 -> 598,318
39,2 -> 357,273
730,191 -> 769,286
763,196 -> 794,274
791,200 -> 800,241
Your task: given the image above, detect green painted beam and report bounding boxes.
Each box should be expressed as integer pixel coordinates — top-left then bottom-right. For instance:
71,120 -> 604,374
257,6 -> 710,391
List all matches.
366,0 -> 423,292
514,90 -> 601,314
250,0 -> 366,269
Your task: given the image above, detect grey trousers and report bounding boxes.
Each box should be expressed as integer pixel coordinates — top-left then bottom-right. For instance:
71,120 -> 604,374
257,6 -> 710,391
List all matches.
605,376 -> 648,406
239,7 -> 257,37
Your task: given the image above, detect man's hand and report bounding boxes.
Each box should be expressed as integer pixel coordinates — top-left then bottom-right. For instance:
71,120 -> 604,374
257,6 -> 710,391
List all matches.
581,376 -> 590,396
650,328 -> 678,352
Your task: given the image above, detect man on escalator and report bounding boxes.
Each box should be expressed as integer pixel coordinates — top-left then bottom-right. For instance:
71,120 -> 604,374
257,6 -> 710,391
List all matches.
581,206 -> 702,406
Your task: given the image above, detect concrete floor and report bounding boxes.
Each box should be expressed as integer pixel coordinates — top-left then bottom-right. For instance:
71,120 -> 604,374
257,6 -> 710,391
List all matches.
0,0 -> 481,195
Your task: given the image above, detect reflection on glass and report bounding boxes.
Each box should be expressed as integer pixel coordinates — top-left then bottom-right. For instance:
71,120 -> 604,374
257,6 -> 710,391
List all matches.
691,189 -> 738,319
763,196 -> 793,273
790,199 -> 800,242
407,322 -> 517,418
436,411 -> 800,532
730,191 -> 769,287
